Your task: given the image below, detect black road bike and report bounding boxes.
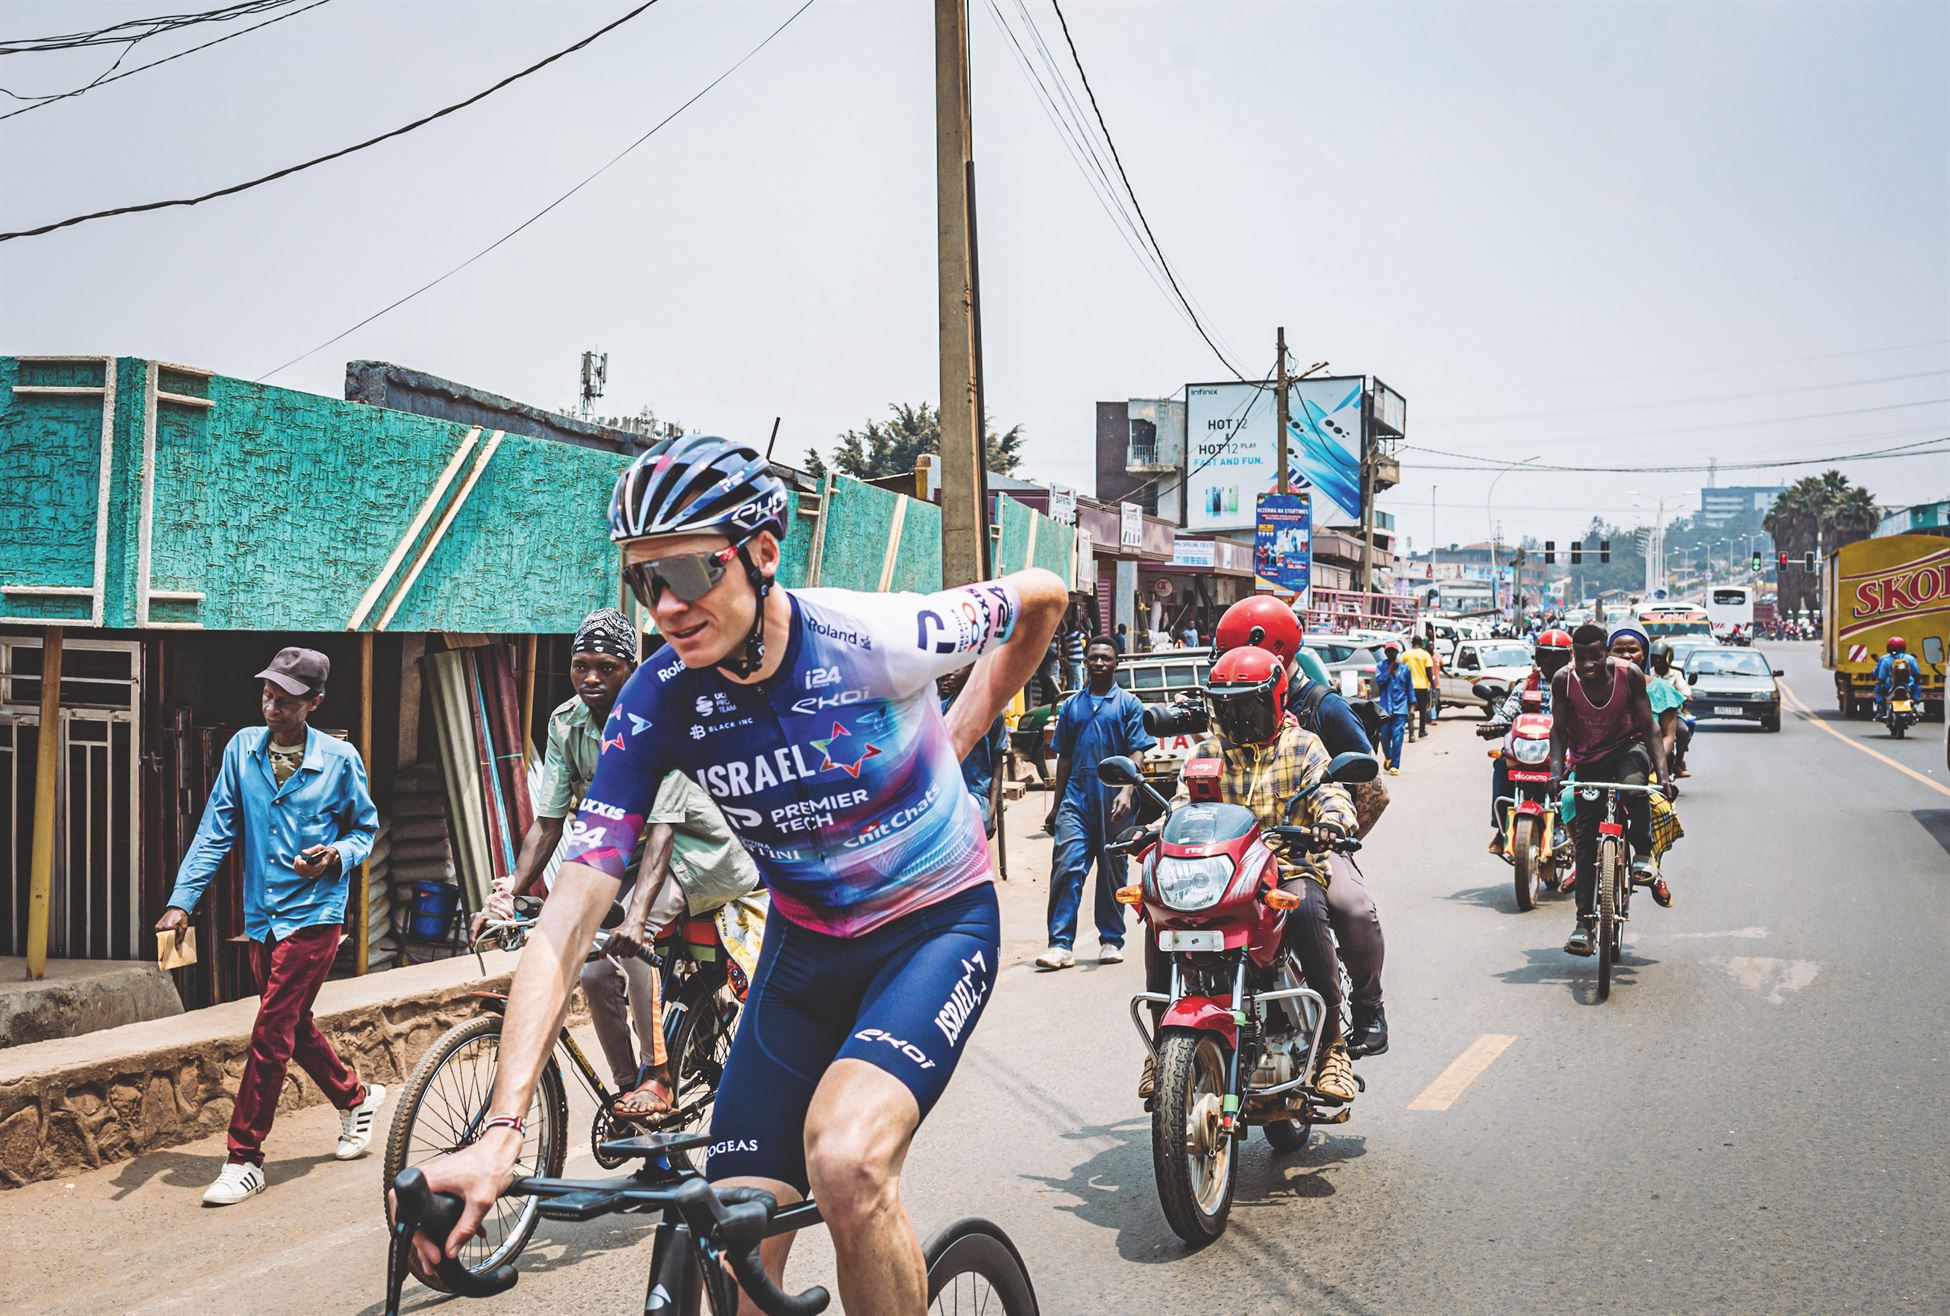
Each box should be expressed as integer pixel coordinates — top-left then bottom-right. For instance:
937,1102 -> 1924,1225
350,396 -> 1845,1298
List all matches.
1575,780 -> 1661,1002
384,1132 -> 1039,1316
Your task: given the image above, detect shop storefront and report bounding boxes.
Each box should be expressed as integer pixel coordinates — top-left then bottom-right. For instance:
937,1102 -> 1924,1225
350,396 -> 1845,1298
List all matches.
1139,536 -> 1255,643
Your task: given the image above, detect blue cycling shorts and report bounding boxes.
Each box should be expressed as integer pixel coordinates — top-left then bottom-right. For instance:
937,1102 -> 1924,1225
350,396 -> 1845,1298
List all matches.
702,882 -> 1000,1191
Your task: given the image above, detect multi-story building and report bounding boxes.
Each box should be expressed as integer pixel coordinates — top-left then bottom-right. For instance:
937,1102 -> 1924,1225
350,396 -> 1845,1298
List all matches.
1699,484 -> 1784,527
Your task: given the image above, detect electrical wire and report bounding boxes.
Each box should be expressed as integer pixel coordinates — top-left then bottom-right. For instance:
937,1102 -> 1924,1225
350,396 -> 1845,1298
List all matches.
1397,435 -> 1950,475
1425,369 -> 1950,427
255,0 -> 818,382
1415,337 -> 1950,398
1048,0 -> 1246,381
0,0 -> 332,123
1409,396 -> 1948,451
0,1 -> 296,54
0,0 -> 662,242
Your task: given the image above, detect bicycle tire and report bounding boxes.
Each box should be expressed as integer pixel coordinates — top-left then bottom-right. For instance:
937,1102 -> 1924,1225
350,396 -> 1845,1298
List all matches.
1596,839 -> 1618,1002
381,1014 -> 567,1292
1512,814 -> 1542,912
924,1217 -> 1040,1315
656,979 -> 740,1173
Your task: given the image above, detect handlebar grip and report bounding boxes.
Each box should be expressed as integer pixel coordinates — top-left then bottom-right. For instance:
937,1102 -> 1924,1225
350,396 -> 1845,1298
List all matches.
390,1167 -> 519,1299
714,1189 -> 830,1316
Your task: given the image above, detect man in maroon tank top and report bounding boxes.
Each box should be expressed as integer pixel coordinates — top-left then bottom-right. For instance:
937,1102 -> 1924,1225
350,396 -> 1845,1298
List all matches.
1546,624 -> 1669,957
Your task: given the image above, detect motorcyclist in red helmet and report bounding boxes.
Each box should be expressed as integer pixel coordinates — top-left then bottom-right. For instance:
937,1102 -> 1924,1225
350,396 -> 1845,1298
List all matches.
1212,595 -> 1393,1057
1478,628 -> 1573,856
1873,635 -> 1921,718
1160,644 -> 1364,1104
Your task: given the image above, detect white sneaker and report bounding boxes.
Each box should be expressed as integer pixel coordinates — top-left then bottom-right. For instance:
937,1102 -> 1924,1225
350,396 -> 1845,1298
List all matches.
1035,945 -> 1075,970
335,1082 -> 386,1160
202,1162 -> 265,1205
1098,944 -> 1125,965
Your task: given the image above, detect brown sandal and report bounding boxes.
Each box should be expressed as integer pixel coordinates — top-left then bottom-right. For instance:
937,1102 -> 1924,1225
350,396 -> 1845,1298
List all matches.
611,1072 -> 675,1121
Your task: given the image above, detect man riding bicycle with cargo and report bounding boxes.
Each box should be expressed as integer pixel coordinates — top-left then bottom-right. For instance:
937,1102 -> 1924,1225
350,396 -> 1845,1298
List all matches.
407,434 -> 1066,1314
1547,623 -> 1671,957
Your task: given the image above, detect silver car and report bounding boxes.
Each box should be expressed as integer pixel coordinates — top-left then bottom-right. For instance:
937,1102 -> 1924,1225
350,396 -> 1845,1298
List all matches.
1683,647 -> 1783,733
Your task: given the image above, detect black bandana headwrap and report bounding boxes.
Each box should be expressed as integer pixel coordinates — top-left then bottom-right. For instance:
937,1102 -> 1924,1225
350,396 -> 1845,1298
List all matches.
573,608 -> 639,665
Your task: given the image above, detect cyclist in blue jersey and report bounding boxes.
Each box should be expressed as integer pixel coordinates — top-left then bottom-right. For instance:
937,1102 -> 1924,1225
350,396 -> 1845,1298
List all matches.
407,435 -> 1066,1314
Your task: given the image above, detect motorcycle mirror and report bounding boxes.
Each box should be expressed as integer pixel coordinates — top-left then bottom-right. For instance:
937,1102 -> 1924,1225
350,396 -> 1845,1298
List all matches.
1772,669 -> 1784,677
1325,751 -> 1381,785
1097,755 -> 1142,787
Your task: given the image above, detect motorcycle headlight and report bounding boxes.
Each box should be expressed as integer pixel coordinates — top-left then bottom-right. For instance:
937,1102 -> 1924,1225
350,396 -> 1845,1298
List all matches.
1511,737 -> 1550,764
1153,855 -> 1234,912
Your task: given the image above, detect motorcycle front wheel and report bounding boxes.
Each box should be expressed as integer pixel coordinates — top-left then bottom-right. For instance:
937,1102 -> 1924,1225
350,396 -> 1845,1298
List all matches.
1151,1030 -> 1237,1244
1512,814 -> 1543,912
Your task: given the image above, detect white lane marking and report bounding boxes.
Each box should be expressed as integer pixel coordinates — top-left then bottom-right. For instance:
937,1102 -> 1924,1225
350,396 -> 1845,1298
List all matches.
1718,956 -> 1822,1005
1778,680 -> 1950,800
1664,926 -> 1770,940
1408,1033 -> 1516,1111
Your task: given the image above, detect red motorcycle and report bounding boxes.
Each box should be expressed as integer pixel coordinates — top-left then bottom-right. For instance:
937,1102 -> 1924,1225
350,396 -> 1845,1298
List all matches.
1480,687 -> 1565,911
1101,748 -> 1377,1244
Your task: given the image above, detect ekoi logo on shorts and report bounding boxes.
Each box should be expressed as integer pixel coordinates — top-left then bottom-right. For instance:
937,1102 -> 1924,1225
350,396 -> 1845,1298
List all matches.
853,1027 -> 935,1070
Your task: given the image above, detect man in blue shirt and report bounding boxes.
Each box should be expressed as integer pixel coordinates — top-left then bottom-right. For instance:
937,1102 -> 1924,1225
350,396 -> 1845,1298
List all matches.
1039,635 -> 1155,968
156,647 -> 382,1205
939,664 -> 1008,836
1872,636 -> 1922,718
1370,640 -> 1415,776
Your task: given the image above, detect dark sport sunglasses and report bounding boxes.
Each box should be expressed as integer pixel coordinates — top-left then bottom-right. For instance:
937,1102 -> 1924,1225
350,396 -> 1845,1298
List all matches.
622,544 -> 740,607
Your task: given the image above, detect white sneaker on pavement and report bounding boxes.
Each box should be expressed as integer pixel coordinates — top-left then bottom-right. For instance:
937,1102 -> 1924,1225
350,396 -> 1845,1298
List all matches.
1035,945 -> 1075,970
202,1161 -> 265,1205
335,1082 -> 386,1160
1098,944 -> 1125,965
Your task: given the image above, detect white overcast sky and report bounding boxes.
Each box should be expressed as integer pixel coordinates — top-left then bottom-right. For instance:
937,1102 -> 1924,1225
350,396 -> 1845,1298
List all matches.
3,0 -> 1945,553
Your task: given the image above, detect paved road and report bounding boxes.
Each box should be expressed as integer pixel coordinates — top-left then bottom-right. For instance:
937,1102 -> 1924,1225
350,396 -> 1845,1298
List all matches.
7,642 -> 1947,1314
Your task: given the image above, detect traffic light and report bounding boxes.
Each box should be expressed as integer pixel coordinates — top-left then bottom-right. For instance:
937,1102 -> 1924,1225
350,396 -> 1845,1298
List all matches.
1600,539 -> 1611,564
1803,550 -> 1816,572
1751,552 -> 1763,572
1777,551 -> 1788,570
1544,540 -> 1556,564
1570,542 -> 1584,566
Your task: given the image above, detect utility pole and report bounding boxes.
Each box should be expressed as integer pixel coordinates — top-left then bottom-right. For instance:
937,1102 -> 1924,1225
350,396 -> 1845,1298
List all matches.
1275,326 -> 1290,495
935,0 -> 986,587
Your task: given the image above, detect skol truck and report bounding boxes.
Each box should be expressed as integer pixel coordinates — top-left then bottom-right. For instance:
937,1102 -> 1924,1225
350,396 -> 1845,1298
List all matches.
1823,533 -> 1949,719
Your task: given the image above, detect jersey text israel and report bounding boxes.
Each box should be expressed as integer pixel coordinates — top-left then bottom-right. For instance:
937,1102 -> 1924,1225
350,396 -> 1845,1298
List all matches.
564,582 -> 1020,936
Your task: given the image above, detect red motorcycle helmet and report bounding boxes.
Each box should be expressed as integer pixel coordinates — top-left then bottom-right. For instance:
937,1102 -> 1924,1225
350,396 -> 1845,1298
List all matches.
1215,596 -> 1302,664
1888,636 -> 1907,653
1535,627 -> 1574,679
1206,645 -> 1289,746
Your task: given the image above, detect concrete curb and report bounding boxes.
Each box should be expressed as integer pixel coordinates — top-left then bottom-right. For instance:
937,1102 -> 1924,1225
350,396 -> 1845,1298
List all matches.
0,951 -> 525,1189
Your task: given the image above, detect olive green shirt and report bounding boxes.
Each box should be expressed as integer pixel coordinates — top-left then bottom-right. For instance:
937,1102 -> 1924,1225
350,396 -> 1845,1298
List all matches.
536,695 -> 603,820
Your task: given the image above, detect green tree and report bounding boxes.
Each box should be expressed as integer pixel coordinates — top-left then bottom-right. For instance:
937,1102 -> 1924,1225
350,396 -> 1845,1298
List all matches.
804,402 -> 1024,480
1765,470 -> 1881,617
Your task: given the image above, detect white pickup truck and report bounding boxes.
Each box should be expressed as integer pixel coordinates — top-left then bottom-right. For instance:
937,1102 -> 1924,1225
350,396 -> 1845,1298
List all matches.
1440,638 -> 1535,716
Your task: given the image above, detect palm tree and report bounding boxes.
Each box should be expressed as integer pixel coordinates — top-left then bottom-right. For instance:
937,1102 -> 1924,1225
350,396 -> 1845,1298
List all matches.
1765,477 -> 1824,615
1822,484 -> 1882,550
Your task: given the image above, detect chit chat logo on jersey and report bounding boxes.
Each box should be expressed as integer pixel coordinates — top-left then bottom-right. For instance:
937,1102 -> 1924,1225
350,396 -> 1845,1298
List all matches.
810,720 -> 881,778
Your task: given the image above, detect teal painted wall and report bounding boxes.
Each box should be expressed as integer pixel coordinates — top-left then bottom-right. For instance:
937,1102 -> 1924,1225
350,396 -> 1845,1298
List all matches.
1,358 -> 1076,632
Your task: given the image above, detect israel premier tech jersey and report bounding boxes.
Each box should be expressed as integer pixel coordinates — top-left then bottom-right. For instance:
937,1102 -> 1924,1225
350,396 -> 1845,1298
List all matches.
563,581 -> 1021,937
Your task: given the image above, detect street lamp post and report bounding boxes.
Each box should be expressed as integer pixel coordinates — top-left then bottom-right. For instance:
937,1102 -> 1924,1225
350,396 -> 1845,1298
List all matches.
1487,456 -> 1542,620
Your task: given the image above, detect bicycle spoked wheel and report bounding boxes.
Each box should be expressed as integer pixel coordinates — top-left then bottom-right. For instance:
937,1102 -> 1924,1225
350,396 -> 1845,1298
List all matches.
1596,840 -> 1619,1002
925,1217 -> 1040,1315
655,985 -> 741,1171
382,1015 -> 567,1291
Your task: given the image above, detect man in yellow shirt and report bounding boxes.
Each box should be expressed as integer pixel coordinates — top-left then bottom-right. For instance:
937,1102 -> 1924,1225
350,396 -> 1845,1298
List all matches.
1402,636 -> 1436,742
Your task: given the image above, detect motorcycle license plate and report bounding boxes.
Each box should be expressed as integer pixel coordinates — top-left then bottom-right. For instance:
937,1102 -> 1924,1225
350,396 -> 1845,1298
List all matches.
1157,929 -> 1223,952
1893,701 -> 1913,713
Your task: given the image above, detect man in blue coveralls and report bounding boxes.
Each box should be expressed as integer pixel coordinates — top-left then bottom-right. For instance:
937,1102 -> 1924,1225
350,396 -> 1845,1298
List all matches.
1038,635 -> 1154,969
1371,639 -> 1415,776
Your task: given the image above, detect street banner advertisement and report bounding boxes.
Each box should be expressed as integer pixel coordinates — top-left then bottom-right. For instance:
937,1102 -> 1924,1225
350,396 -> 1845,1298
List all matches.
1047,484 -> 1077,525
1120,501 -> 1144,549
1186,379 -> 1365,531
1254,492 -> 1312,606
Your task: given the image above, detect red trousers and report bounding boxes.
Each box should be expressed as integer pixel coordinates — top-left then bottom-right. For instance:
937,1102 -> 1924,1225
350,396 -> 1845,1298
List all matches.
227,924 -> 365,1166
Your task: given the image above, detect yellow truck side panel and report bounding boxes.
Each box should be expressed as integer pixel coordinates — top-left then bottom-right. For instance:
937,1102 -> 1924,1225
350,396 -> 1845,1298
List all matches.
1822,534 -> 1950,716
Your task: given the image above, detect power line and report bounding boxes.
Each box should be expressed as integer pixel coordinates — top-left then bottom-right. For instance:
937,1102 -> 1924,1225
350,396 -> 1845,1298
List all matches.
1415,395 -> 1948,450
0,0 -> 662,242
1415,337 -> 1950,398
1048,0 -> 1245,381
0,1 -> 295,54
256,0 -> 818,382
1425,369 -> 1950,427
1397,435 -> 1950,474
0,0 -> 332,123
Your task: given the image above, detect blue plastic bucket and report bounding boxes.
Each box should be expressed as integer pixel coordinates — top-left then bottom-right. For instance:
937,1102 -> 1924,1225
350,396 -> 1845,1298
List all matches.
409,880 -> 461,941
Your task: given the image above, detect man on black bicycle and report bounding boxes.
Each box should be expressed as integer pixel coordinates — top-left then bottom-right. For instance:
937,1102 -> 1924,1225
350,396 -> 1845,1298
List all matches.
408,435 -> 1065,1314
1547,623 -> 1670,957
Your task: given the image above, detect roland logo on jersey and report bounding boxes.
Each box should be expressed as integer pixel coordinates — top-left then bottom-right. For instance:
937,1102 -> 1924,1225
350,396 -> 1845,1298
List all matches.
805,614 -> 872,651
933,950 -> 988,1048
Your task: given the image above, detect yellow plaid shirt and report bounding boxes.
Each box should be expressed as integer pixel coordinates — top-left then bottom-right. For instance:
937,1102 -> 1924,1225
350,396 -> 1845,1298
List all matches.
1177,718 -> 1356,887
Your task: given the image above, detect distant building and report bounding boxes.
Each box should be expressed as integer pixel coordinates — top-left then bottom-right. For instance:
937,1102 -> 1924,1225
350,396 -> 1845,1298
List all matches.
1699,484 -> 1783,527
1875,497 -> 1950,539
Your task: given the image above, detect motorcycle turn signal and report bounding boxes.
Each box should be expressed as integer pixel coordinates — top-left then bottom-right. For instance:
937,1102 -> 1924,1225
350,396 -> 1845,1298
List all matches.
1115,885 -> 1145,905
1263,888 -> 1301,911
